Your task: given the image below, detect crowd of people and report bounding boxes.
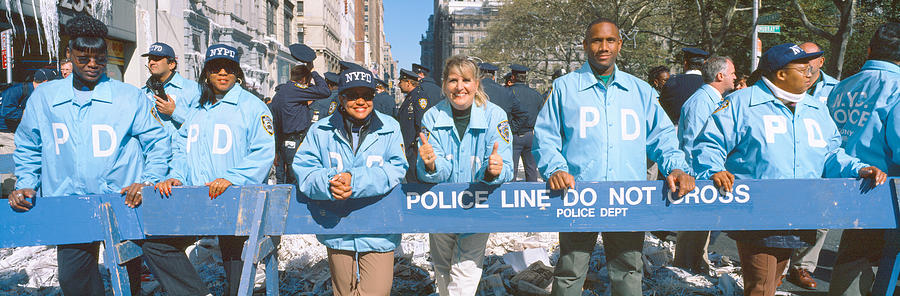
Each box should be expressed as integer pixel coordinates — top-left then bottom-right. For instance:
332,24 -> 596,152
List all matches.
1,12 -> 899,296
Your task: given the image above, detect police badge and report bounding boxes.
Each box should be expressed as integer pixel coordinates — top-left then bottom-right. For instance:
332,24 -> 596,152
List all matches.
497,120 -> 511,143
418,98 -> 428,110
328,101 -> 337,115
261,115 -> 275,135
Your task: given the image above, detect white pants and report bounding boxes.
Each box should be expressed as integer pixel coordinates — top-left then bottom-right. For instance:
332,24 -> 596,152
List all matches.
429,233 -> 489,296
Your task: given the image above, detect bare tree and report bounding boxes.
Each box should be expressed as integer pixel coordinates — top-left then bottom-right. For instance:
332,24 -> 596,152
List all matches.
792,0 -> 856,78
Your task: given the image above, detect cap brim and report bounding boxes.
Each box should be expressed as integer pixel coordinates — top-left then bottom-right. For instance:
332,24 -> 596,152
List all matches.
790,51 -> 824,63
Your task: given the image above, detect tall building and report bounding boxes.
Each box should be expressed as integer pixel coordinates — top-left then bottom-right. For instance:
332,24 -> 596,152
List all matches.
300,0 -> 345,73
419,15 -> 434,74
431,0 -> 502,81
0,0 -> 392,98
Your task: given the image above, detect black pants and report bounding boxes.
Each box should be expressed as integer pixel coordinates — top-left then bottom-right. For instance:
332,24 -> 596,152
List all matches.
512,130 -> 539,181
274,132 -> 306,185
57,242 -> 142,296
219,235 -> 248,296
405,145 -> 419,183
140,237 -> 210,295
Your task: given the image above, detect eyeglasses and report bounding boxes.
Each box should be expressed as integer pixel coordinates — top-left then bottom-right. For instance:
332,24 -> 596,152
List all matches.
782,66 -> 813,76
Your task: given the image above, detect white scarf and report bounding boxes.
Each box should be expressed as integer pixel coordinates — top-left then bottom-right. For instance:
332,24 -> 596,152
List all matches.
762,77 -> 805,103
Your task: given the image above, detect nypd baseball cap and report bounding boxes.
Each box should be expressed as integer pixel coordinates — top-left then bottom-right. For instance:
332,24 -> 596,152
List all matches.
33,68 -> 60,82
759,43 -> 823,75
205,44 -> 240,64
141,42 -> 176,59
338,68 -> 376,94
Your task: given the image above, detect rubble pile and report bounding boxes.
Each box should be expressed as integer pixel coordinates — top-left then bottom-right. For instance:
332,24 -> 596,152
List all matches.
1,233 -> 762,295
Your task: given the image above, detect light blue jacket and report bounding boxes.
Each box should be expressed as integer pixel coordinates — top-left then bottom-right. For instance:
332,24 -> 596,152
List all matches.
14,75 -> 170,197
678,84 -> 723,170
293,111 -> 407,252
416,100 -> 514,184
533,63 -> 689,181
141,72 -> 201,136
811,71 -> 839,104
826,60 -> 900,175
692,81 -> 868,180
169,86 -> 275,186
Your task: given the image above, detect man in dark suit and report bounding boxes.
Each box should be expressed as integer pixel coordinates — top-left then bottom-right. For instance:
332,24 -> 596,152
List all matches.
508,64 -> 543,181
479,62 -> 529,181
659,47 -> 709,123
373,77 -> 396,116
412,63 -> 444,104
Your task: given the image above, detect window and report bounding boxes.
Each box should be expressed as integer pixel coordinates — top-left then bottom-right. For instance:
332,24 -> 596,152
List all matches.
284,10 -> 292,43
267,1 -> 276,35
297,1 -> 304,16
364,5 -> 368,12
458,36 -> 464,43
297,27 -> 304,43
470,36 -> 474,43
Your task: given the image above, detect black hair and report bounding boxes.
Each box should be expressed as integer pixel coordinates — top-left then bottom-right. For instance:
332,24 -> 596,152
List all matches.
166,57 -> 178,72
686,57 -> 705,70
647,65 -> 669,82
66,14 -> 108,53
290,64 -> 311,83
585,17 -> 618,39
513,73 -> 527,83
748,68 -> 764,85
869,22 -> 900,62
198,59 -> 246,106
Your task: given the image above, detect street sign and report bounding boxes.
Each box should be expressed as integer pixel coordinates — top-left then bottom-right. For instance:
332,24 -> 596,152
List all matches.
1,29 -> 10,69
758,12 -> 781,24
757,25 -> 781,34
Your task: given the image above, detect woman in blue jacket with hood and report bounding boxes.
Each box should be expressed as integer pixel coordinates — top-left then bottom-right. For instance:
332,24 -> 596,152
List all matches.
417,55 -> 513,295
292,67 -> 408,295
155,44 -> 275,296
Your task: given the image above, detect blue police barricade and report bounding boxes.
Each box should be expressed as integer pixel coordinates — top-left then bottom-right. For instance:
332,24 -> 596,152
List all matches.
2,178 -> 900,295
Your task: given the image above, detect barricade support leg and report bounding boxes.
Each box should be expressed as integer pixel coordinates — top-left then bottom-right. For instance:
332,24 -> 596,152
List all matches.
265,247 -> 279,296
100,203 -> 139,296
238,190 -> 269,296
872,179 -> 900,295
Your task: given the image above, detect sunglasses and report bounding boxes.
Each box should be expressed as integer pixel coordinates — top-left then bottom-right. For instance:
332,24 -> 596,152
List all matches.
206,60 -> 239,75
340,90 -> 375,101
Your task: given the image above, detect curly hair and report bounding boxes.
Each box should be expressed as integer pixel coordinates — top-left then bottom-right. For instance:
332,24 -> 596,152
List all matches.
65,14 -> 108,53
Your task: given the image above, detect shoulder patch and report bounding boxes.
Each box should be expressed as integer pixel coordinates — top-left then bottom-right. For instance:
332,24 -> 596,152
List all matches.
261,115 -> 275,135
150,108 -> 164,126
328,101 -> 337,115
712,98 -> 730,114
420,126 -> 431,141
418,98 -> 428,110
497,120 -> 511,143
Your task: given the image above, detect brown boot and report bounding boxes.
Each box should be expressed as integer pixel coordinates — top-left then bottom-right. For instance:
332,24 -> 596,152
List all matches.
787,267 -> 818,290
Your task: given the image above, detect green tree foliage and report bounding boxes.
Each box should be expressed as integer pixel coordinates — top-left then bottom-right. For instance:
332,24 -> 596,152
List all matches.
474,0 -> 891,85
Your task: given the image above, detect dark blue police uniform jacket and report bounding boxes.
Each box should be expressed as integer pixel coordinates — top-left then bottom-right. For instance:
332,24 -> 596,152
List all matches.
658,73 -> 704,123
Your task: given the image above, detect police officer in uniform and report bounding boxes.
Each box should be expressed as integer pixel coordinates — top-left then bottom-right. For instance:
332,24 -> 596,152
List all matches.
413,63 -> 444,103
479,62 -> 528,180
659,47 -> 709,123
269,44 -> 331,185
373,77 -> 396,116
310,72 -> 341,122
508,64 -> 542,181
140,42 -> 201,136
397,68 -> 437,182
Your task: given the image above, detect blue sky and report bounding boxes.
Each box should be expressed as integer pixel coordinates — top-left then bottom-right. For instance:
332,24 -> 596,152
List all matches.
383,0 -> 432,71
